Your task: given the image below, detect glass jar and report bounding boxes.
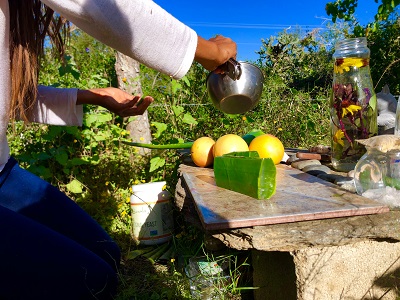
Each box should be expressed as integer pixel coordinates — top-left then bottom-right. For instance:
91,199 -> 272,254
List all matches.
330,37 -> 378,172
395,96 -> 400,135
387,150 -> 400,189
353,148 -> 388,195
354,148 -> 400,203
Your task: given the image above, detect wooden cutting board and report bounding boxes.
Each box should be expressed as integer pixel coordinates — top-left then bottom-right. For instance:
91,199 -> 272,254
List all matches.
182,164 -> 389,230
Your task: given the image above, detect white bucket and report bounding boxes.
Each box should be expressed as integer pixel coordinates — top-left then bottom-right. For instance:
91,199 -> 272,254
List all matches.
130,181 -> 173,245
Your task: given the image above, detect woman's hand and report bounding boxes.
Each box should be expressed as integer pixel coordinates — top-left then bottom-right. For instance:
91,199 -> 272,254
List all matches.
77,87 -> 154,117
194,35 -> 237,72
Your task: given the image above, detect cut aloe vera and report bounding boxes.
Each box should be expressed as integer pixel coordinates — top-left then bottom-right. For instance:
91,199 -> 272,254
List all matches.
213,151 -> 276,200
122,141 -> 193,149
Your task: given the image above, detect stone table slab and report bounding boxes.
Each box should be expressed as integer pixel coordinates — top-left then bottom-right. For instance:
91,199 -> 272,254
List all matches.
180,164 -> 389,231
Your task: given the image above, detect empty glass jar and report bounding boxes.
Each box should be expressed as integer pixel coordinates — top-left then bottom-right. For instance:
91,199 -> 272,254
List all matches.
354,147 -> 400,206
354,148 -> 388,194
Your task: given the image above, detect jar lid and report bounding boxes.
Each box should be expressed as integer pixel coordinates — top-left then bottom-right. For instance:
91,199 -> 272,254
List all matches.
334,37 -> 370,58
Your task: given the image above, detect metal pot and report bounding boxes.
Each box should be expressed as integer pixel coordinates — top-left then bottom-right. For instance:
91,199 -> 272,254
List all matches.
206,59 -> 264,114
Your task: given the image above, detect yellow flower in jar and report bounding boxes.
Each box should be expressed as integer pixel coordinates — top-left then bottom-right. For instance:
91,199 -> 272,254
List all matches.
333,129 -> 345,147
334,57 -> 367,74
341,104 -> 362,118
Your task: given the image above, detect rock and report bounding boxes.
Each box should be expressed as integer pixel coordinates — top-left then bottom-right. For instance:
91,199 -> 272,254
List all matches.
308,145 -> 331,154
296,152 -> 322,160
339,182 -> 357,193
307,170 -> 329,177
287,153 -> 300,164
356,135 -> 400,153
317,173 -> 346,183
334,177 -> 354,186
302,165 -> 332,174
291,159 -> 321,170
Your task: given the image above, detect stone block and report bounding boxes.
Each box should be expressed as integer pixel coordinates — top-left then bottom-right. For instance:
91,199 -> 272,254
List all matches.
292,240 -> 400,299
252,241 -> 400,299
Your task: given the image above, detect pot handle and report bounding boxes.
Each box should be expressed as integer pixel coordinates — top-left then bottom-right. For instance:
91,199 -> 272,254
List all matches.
219,58 -> 242,81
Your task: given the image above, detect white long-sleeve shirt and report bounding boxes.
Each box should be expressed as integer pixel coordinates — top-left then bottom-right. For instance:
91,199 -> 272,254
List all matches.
0,0 -> 198,172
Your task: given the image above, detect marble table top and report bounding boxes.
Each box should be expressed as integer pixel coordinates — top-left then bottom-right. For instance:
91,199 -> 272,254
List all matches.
181,164 -> 389,230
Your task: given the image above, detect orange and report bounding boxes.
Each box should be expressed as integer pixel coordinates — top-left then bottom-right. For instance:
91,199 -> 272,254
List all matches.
213,134 -> 249,157
191,137 -> 215,167
249,134 -> 285,164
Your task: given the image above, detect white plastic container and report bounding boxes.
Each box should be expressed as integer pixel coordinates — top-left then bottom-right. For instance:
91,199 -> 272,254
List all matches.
130,181 -> 173,245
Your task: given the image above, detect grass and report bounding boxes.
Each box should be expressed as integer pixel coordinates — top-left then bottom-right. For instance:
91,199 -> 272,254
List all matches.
113,224 -> 255,300
116,255 -> 191,299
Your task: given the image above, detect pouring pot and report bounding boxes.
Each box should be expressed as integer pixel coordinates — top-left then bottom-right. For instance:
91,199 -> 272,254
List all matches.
206,59 -> 264,114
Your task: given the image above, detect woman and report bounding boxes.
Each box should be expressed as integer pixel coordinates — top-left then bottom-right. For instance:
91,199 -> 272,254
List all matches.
0,0 -> 237,299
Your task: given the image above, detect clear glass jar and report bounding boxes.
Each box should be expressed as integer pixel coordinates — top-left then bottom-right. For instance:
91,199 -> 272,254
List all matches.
353,148 -> 387,195
395,97 -> 400,135
354,148 -> 400,203
387,150 -> 400,189
330,37 -> 378,172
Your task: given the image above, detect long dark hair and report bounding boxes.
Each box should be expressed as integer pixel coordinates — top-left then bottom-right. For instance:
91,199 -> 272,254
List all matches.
8,0 -> 68,122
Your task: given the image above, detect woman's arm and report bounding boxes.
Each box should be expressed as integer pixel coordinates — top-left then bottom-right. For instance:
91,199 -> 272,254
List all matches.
41,0 -> 198,79
77,88 -> 153,117
29,86 -> 153,126
41,0 -> 236,79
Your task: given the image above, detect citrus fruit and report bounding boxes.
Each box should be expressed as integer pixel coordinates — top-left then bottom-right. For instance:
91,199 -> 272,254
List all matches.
191,137 -> 215,167
213,134 -> 249,157
249,134 -> 285,164
242,129 -> 265,145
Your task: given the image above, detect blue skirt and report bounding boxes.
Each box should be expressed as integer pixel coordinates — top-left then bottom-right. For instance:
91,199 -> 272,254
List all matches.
0,157 -> 120,299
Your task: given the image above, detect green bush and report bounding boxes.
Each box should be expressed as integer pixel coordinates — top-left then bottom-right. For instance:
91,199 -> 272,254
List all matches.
368,17 -> 400,94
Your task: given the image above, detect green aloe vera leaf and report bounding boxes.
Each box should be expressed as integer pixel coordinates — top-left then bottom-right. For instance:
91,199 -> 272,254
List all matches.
214,154 -> 276,200
222,151 -> 260,158
122,130 -> 263,150
122,141 -> 193,149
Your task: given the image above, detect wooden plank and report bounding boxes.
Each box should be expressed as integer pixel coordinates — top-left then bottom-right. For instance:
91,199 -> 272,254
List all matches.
181,164 -> 389,230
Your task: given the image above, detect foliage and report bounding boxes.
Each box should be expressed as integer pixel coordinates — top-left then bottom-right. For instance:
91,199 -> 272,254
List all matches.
326,0 -> 400,35
326,0 -> 400,93
40,30 -> 117,89
323,5 -> 400,94
368,18 -> 400,94
256,28 -> 333,96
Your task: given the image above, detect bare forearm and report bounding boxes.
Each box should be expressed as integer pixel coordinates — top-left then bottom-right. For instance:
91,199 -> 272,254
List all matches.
76,89 -> 99,106
77,87 -> 153,117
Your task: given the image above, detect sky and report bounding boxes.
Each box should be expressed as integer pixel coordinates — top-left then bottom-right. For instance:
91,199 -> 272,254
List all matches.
153,0 -> 384,62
